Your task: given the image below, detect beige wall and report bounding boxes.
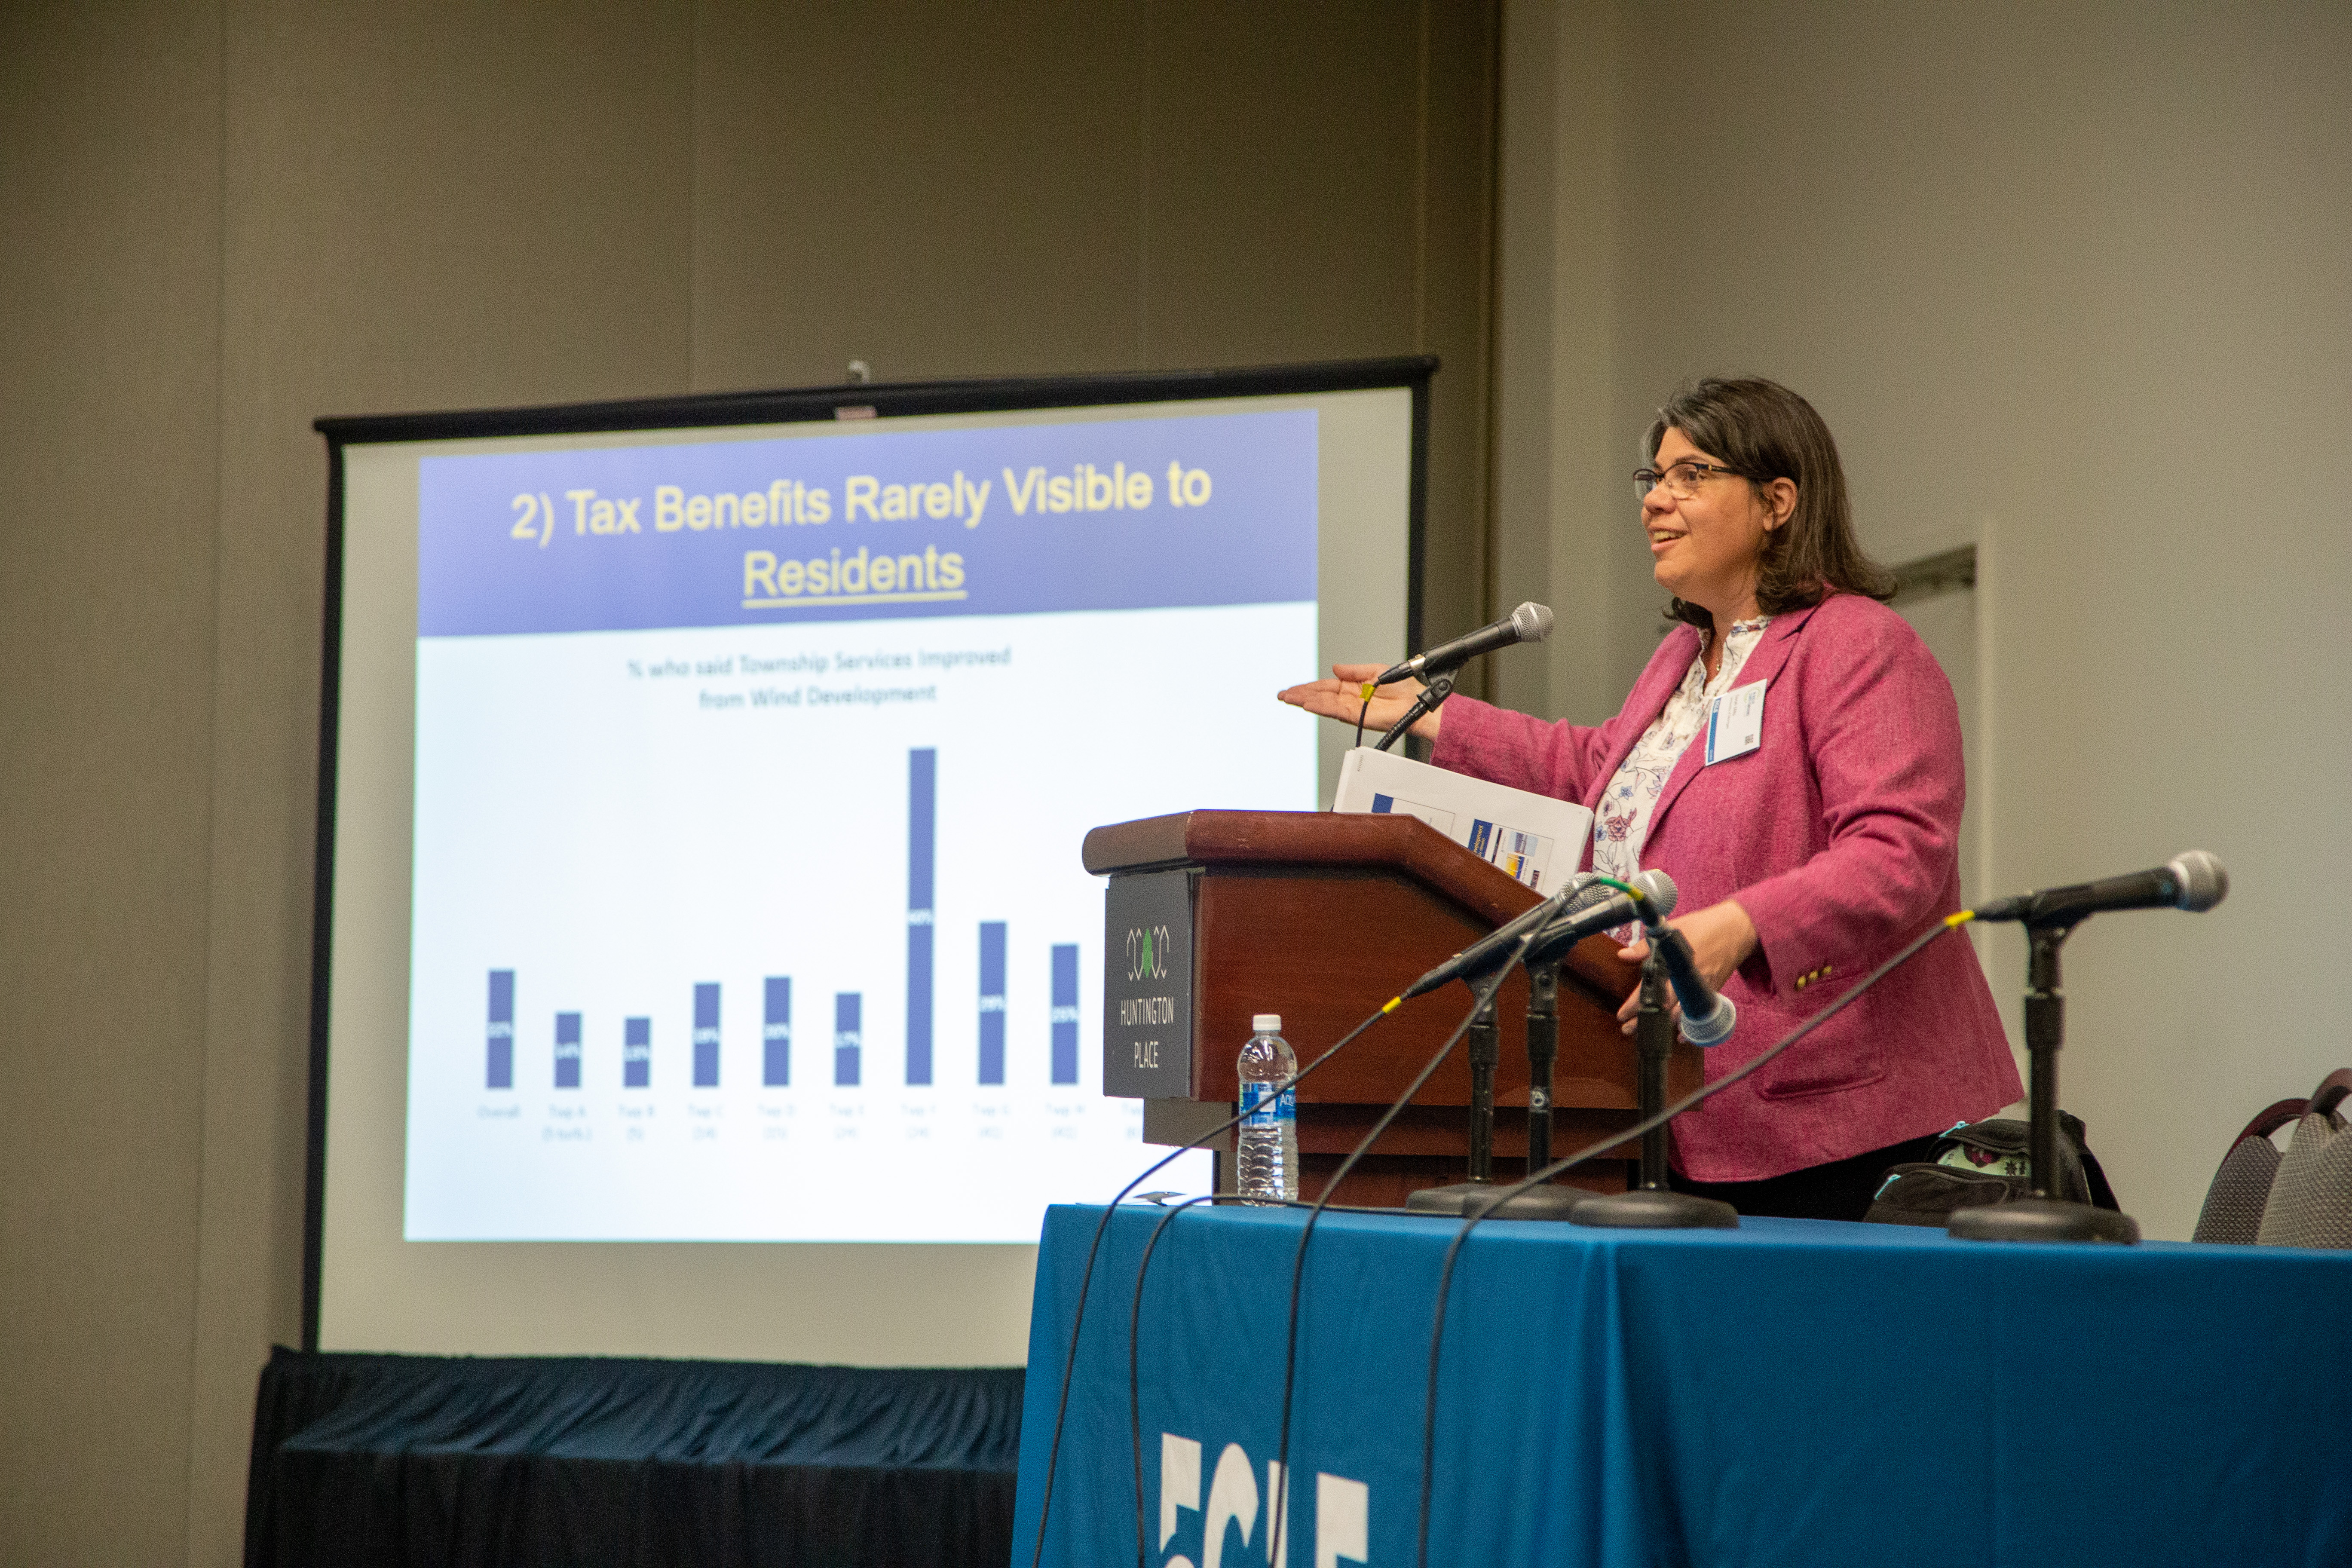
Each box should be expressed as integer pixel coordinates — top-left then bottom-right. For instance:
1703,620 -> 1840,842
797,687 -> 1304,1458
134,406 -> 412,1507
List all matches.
1498,0 -> 2352,1237
0,3 -> 1496,1562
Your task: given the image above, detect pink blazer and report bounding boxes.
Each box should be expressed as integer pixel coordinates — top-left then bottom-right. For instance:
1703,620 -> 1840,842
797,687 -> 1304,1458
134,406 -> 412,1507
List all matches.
1431,594 -> 2022,1182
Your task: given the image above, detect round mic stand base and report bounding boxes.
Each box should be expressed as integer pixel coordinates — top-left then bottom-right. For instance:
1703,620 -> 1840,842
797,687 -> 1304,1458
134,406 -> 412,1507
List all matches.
1569,1187 -> 1739,1229
1409,1179 -> 1587,1222
1948,1197 -> 2141,1244
1948,922 -> 2141,1245
1466,1183 -> 1584,1222
1569,947 -> 1740,1231
1404,1181 -> 1488,1216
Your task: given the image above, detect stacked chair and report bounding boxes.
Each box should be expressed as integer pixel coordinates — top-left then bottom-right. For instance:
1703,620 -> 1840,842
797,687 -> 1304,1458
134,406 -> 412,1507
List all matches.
2192,1069 -> 2352,1247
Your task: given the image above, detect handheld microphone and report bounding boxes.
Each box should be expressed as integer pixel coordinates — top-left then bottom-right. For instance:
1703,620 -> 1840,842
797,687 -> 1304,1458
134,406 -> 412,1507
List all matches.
1374,602 -> 1553,686
1402,873 -> 1603,1000
1619,870 -> 1736,1046
1971,850 -> 2228,926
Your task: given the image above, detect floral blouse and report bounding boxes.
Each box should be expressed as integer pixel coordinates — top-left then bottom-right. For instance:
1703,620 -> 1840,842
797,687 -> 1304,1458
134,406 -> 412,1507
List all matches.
1590,616 -> 1772,893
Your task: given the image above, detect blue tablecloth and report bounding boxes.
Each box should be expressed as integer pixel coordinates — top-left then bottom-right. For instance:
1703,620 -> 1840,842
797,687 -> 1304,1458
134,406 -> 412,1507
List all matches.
1012,1202 -> 2352,1568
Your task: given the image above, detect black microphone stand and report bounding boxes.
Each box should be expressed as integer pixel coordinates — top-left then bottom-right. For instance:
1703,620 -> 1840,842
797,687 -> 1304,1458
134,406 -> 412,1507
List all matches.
1372,672 -> 1454,753
1473,956 -> 1583,1220
1405,983 -> 1501,1215
1568,946 -> 1737,1228
1948,920 -> 2140,1243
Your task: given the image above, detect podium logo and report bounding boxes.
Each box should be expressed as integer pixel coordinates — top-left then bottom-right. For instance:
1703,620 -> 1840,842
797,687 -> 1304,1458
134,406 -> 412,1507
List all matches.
1156,1433 -> 1366,1568
1125,925 -> 1172,983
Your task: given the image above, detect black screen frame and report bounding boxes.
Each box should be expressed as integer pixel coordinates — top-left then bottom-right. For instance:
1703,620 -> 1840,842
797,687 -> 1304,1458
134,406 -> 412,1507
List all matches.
300,355 -> 1435,1348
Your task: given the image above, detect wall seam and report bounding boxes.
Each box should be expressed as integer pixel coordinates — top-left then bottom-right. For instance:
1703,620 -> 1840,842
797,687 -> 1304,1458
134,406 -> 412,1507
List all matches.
1136,0 -> 1154,370
687,0 -> 700,391
1413,0 -> 1430,353
1476,0 -> 1505,646
182,0 -> 233,1559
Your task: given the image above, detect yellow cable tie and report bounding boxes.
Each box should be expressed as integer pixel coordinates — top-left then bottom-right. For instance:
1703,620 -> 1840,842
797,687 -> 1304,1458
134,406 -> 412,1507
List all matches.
1360,682 -> 1378,701
1381,995 -> 1402,1014
1947,910 -> 1976,927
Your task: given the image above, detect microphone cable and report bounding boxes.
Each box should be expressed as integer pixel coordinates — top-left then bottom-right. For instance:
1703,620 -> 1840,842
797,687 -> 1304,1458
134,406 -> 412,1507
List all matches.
1126,1191 -> 1221,1568
1119,878 -> 1637,1567
1410,910 -> 1975,1568
1024,993 -> 1406,1568
1038,877 -> 1630,1567
1122,1193 -> 1404,1568
1249,878 -> 1634,1564
1264,939 -> 1534,1568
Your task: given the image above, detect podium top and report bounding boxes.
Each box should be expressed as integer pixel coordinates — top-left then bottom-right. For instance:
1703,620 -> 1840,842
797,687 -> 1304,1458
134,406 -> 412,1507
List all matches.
1082,808 -> 1545,929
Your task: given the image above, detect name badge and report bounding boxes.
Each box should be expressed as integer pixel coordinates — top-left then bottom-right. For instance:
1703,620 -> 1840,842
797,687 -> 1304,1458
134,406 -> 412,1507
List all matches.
1704,680 -> 1766,765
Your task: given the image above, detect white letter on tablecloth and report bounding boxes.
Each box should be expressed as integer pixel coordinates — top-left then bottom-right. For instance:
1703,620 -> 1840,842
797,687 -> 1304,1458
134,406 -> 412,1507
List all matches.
1160,1433 -> 1202,1550
1316,1473 -> 1368,1568
1202,1442 -> 1259,1568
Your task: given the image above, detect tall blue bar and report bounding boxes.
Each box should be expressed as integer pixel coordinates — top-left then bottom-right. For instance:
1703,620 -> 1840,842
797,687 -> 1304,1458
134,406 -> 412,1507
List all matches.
693,982 -> 721,1087
763,977 -> 791,1086
906,748 -> 936,1085
1050,944 -> 1081,1085
624,1017 -> 651,1088
554,1011 -> 582,1089
835,993 -> 862,1086
487,970 -> 514,1089
977,922 -> 1007,1085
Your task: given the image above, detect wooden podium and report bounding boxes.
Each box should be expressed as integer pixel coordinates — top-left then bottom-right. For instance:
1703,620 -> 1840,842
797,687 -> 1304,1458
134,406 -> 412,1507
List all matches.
1084,810 -> 1698,1207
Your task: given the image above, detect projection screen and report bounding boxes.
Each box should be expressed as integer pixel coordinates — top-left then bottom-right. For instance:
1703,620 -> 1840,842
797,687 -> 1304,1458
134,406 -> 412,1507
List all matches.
308,359 -> 1430,1363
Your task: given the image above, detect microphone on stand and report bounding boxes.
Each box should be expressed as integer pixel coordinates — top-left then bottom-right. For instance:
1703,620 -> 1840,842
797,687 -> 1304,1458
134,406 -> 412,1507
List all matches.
1519,870 -> 1674,968
1621,870 -> 1736,1046
1401,873 -> 1603,999
1373,602 -> 1554,686
1969,851 -> 2228,925
1951,850 -> 2227,1246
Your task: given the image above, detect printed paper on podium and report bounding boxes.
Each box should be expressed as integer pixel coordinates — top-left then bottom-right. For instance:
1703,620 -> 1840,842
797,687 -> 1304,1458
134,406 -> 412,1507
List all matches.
1332,746 -> 1592,892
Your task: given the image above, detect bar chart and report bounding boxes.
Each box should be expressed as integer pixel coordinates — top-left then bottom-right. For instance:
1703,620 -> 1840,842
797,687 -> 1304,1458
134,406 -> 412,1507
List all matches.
477,752 -> 1098,1105
404,605 -> 1300,1242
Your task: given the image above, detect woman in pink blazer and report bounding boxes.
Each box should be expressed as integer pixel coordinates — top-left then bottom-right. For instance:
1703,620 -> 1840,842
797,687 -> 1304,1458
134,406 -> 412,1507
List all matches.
1282,377 -> 2021,1220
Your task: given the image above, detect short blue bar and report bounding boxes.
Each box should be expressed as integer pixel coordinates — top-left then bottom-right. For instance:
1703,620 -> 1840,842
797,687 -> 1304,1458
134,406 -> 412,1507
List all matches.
486,970 -> 515,1090
623,1016 -> 651,1088
693,981 -> 720,1087
978,921 -> 1007,1086
834,992 -> 861,1087
554,1011 -> 581,1089
763,976 -> 791,1087
1050,943 -> 1080,1086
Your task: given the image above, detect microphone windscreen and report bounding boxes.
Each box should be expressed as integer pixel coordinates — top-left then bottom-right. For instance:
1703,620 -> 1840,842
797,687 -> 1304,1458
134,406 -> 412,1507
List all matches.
2167,850 -> 2228,912
1510,602 -> 1555,643
1631,868 -> 1678,921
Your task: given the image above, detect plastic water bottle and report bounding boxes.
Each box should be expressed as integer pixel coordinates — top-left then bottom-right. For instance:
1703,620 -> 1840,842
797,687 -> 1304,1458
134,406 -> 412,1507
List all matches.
1236,1013 -> 1298,1203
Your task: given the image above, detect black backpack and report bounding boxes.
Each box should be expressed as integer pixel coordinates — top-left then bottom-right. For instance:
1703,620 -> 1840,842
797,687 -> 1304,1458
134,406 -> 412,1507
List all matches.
1863,1112 -> 2121,1226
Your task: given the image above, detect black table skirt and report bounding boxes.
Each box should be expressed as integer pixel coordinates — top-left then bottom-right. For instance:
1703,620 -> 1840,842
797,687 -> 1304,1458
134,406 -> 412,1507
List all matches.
244,1347 -> 1023,1568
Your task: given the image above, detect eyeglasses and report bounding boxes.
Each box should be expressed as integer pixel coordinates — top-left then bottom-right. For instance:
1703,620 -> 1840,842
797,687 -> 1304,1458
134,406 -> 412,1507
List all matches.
1633,459 -> 1749,503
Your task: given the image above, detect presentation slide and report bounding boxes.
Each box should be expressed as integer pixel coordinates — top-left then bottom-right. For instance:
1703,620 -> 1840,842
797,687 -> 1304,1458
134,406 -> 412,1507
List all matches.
404,410 -> 1316,1242
315,371 -> 1418,1361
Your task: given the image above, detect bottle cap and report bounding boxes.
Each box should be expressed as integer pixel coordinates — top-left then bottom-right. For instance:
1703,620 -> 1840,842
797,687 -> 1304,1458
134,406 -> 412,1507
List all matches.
1252,1014 -> 1282,1033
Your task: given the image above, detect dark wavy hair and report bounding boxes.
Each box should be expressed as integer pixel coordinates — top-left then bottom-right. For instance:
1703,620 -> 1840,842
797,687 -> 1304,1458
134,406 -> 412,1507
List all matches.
1646,376 -> 1895,631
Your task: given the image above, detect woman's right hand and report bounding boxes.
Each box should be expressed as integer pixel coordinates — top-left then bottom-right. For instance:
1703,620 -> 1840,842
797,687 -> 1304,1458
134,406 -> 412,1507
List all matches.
1276,663 -> 1443,743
